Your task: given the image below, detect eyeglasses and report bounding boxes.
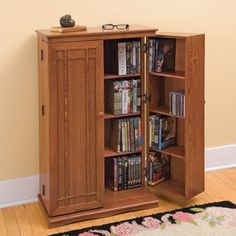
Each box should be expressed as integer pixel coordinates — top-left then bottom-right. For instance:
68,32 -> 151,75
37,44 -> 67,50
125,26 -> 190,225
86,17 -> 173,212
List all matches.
102,24 -> 129,30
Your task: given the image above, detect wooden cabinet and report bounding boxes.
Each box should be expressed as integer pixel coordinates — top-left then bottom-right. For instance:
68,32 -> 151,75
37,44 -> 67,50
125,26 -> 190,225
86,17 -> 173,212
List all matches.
36,26 -> 204,227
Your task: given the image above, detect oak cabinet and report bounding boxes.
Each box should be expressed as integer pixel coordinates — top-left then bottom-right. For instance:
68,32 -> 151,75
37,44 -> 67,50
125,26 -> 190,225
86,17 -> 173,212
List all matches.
36,26 -> 204,227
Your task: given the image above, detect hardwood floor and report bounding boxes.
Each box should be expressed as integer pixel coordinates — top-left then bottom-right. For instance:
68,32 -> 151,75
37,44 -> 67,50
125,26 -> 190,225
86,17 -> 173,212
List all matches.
1,168 -> 236,236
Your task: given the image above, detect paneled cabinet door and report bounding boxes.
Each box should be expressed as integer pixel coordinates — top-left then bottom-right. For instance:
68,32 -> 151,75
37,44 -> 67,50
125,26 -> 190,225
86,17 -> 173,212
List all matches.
48,40 -> 104,216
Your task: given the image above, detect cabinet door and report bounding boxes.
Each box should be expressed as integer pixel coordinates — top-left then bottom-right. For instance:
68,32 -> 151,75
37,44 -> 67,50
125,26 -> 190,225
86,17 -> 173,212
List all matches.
185,35 -> 205,198
48,41 -> 104,216
146,34 -> 204,199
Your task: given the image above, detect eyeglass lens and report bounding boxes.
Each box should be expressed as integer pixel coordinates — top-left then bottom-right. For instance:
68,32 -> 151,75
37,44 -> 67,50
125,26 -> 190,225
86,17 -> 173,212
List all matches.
102,24 -> 129,30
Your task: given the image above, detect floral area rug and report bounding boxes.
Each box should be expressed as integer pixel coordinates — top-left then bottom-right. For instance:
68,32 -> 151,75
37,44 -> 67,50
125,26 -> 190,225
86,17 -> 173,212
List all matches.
50,201 -> 236,236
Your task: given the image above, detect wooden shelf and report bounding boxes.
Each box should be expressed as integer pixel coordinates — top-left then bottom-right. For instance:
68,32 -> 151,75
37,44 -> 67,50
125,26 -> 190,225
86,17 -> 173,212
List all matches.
104,73 -> 140,80
150,105 -> 185,119
150,145 -> 185,159
40,187 -> 159,227
104,112 -> 140,119
150,70 -> 185,80
152,179 -> 185,198
104,146 -> 142,158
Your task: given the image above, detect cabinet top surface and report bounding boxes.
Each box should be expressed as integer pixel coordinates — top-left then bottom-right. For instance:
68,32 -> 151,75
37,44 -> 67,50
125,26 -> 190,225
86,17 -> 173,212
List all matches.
36,25 -> 158,41
156,32 -> 204,38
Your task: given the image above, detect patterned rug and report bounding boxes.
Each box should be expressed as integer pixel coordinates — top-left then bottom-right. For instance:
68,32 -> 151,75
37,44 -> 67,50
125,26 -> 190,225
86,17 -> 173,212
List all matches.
50,201 -> 236,236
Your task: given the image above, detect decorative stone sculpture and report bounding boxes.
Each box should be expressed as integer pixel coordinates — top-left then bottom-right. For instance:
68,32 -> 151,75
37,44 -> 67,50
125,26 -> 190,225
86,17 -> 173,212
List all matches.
60,14 -> 75,28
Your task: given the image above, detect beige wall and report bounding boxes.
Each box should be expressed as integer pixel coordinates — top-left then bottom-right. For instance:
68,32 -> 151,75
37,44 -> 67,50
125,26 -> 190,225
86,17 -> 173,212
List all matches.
1,0 -> 236,181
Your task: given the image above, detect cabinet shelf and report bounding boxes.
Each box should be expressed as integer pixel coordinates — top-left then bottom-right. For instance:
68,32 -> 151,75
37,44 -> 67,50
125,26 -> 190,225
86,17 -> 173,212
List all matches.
151,179 -> 185,198
104,112 -> 141,119
103,187 -> 158,209
104,146 -> 142,158
150,145 -> 185,160
150,70 -> 185,80
104,73 -> 140,80
150,105 -> 185,119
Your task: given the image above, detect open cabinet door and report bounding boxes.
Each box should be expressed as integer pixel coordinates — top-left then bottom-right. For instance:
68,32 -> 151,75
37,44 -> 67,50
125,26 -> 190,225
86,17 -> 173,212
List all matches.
184,35 -> 205,198
146,33 -> 205,199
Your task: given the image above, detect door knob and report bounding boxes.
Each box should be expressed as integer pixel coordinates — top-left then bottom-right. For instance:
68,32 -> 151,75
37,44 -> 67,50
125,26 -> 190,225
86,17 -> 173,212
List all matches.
98,112 -> 104,117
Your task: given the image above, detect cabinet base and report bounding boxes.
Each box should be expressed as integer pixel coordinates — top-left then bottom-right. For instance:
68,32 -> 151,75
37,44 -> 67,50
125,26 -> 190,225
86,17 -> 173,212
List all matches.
38,187 -> 159,228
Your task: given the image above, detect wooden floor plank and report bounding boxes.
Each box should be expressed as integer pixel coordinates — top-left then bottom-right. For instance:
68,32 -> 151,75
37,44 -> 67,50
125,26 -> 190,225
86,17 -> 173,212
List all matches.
111,212 -> 137,224
1,168 -> 236,236
98,216 -> 116,225
0,209 -> 8,236
24,203 -> 47,236
51,225 -> 71,235
69,219 -> 93,231
2,207 -> 21,236
214,170 -> 236,190
133,209 -> 151,218
14,205 -> 34,236
206,172 -> 236,202
68,222 -> 84,231
211,172 -> 236,202
34,203 -> 59,235
90,218 -> 107,227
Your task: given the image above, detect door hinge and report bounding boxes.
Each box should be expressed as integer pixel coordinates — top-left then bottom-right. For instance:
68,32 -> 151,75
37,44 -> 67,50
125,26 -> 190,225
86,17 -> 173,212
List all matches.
143,43 -> 148,53
42,185 -> 45,196
40,49 -> 44,61
141,94 -> 151,103
41,105 -> 45,116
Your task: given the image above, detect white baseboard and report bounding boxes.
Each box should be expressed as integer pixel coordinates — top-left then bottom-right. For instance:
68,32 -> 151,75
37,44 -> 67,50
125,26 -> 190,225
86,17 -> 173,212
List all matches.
0,144 -> 235,208
0,175 -> 39,208
205,144 -> 236,171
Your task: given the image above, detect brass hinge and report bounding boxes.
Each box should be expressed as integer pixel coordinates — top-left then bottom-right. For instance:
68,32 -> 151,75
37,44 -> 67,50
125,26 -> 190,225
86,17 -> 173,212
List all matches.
141,94 -> 151,103
40,49 -> 44,61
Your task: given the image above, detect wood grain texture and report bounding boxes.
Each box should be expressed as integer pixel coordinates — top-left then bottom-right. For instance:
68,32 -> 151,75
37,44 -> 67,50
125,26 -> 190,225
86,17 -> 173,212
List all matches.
1,169 -> 236,236
184,34 -> 205,198
37,35 -> 105,218
149,71 -> 185,80
104,73 -> 140,80
0,209 -> 7,236
36,29 -> 204,226
104,112 -> 141,119
14,206 -> 34,236
150,146 -> 184,159
24,204 -> 47,236
2,208 -> 21,236
39,187 -> 158,227
38,37 -> 50,214
36,25 -> 158,43
156,32 -> 203,38
104,146 -> 142,158
147,33 -> 205,198
46,40 -> 104,216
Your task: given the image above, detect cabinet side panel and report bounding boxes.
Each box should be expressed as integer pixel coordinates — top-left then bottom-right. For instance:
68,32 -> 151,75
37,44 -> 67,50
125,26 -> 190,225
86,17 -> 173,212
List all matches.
38,35 -> 51,214
48,44 -> 59,215
185,35 -> 205,198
